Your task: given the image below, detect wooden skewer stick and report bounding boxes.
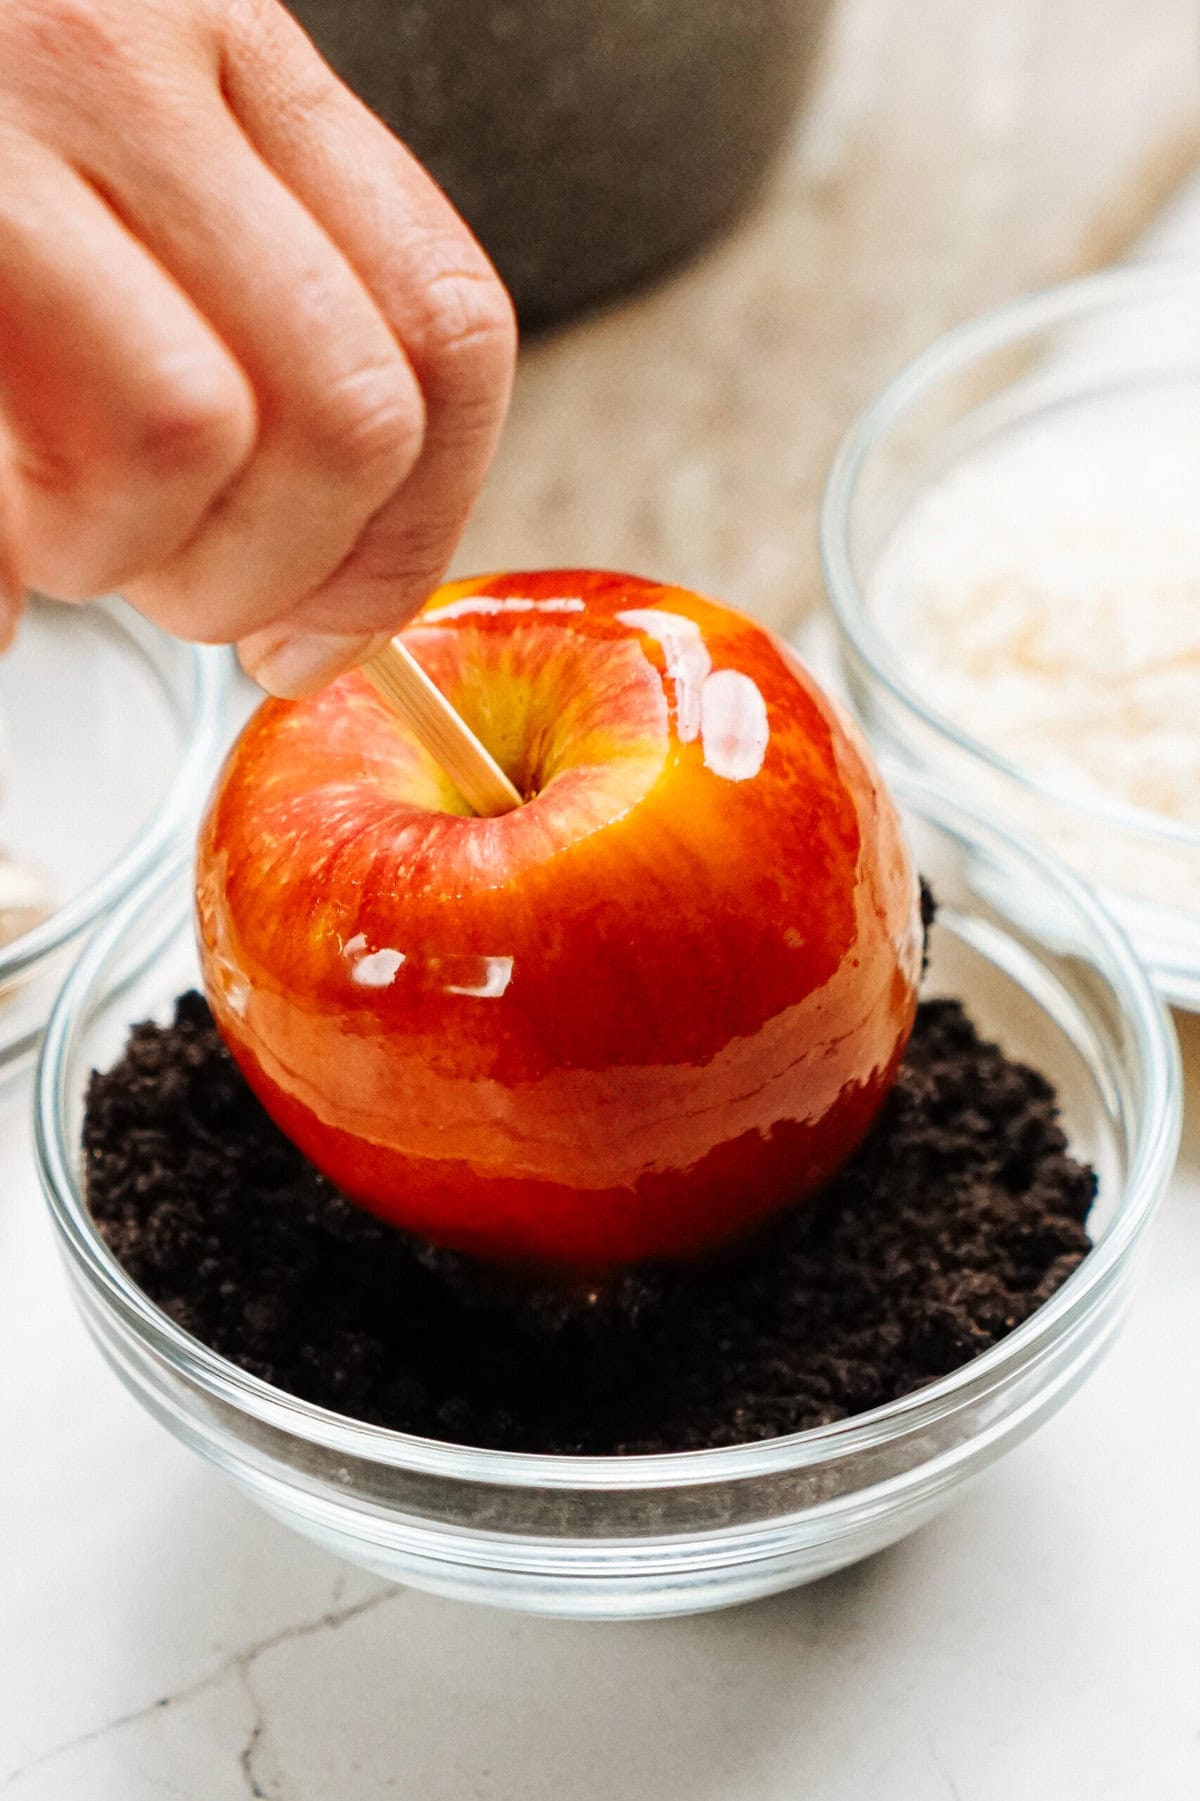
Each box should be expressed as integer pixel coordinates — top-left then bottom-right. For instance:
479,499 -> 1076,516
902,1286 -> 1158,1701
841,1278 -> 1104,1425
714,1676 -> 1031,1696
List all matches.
362,639 -> 522,818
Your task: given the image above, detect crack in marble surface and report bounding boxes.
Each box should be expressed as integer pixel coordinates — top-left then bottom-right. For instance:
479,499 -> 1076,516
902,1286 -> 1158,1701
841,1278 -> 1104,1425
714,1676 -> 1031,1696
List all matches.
237,1681 -> 267,1801
237,1654 -> 272,1799
2,1585 -> 398,1793
926,1734 -> 966,1801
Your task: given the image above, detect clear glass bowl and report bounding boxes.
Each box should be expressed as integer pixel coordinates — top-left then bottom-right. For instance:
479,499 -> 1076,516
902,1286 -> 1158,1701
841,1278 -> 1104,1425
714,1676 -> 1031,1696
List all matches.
820,264 -> 1200,1010
35,774 -> 1180,1620
0,596 -> 230,1071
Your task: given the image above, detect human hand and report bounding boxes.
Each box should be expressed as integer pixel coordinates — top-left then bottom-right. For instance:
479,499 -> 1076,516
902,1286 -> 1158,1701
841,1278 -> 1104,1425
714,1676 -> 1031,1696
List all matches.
0,0 -> 516,694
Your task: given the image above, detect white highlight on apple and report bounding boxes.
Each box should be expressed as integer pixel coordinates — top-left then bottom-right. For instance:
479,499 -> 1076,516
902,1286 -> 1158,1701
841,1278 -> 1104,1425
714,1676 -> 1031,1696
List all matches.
445,955 -> 514,999
618,608 -> 769,778
341,936 -> 512,997
700,669 -> 770,781
616,609 -> 712,742
422,596 -> 587,623
349,947 -> 406,988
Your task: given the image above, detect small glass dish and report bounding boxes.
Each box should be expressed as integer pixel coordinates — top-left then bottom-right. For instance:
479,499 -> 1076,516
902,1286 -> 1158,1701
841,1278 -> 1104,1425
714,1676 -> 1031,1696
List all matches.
35,773 -> 1180,1620
820,264 -> 1200,1010
0,595 -> 230,1071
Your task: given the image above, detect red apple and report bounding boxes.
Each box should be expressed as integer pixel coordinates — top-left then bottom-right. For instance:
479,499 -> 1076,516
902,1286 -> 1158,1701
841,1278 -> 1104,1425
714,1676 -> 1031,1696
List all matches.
196,571 -> 921,1273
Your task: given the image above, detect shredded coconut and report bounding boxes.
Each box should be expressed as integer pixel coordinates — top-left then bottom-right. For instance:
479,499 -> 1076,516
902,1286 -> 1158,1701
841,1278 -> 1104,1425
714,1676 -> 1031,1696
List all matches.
874,389 -> 1200,829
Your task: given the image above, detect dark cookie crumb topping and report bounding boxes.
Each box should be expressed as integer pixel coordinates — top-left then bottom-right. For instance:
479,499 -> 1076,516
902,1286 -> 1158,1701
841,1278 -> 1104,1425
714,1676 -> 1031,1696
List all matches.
82,984 -> 1094,1455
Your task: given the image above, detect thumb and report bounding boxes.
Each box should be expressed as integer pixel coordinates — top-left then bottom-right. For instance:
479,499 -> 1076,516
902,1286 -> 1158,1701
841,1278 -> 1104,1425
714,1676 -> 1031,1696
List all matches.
236,624 -> 395,698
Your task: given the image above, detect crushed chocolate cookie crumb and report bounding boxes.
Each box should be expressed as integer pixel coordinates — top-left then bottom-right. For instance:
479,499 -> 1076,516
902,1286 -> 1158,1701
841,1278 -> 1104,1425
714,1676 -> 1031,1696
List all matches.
83,990 -> 1093,1455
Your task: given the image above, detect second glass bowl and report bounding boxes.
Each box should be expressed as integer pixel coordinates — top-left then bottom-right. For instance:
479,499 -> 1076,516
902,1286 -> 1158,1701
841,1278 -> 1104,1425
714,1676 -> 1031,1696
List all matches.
821,264 -> 1200,1010
35,772 -> 1180,1618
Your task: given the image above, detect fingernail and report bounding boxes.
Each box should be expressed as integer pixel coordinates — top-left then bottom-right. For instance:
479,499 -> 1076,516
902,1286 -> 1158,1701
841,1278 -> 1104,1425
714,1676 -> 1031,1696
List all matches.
240,629 -> 391,699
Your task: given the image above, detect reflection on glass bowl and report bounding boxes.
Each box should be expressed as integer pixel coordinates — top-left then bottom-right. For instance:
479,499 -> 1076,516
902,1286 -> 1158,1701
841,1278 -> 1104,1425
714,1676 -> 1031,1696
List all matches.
0,595 -> 230,1073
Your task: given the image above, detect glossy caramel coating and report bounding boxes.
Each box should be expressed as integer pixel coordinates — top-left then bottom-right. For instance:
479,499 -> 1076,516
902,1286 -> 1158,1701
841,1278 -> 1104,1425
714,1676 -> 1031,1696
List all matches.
197,571 -> 921,1271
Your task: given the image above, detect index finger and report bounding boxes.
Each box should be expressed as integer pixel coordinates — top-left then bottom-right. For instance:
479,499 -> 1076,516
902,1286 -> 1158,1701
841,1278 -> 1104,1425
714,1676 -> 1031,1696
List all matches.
222,2 -> 516,686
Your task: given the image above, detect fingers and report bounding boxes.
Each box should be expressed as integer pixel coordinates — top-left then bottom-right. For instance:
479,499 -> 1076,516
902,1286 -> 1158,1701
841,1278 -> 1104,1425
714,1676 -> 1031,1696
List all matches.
0,126 -> 257,602
66,88 -> 428,651
0,0 -> 514,694
220,1 -> 516,687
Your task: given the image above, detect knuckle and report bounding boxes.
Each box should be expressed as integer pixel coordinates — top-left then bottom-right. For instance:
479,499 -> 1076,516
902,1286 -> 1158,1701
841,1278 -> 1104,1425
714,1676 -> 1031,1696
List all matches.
4,0 -> 123,70
11,433 -> 78,496
301,561 -> 436,636
221,0 -> 330,104
1,0 -> 203,122
312,360 -> 425,484
123,569 -> 244,646
130,359 -> 257,485
419,262 -> 518,387
220,0 -> 279,34
17,510 -> 127,603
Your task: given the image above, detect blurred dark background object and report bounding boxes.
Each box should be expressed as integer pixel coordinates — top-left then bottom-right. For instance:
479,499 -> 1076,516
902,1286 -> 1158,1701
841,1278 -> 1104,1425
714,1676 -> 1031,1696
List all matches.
284,0 -> 832,324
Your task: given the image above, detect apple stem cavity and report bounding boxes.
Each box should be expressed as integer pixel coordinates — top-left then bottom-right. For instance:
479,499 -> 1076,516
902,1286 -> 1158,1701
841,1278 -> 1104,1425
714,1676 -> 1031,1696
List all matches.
363,639 -> 523,818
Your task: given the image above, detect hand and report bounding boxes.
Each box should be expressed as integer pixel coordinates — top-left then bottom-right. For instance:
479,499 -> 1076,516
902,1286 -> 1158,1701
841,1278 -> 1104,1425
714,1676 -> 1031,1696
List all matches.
0,0 -> 516,694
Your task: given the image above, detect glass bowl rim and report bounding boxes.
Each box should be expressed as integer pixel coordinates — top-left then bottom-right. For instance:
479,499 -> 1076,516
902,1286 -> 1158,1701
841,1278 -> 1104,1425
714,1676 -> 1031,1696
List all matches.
35,768 -> 1181,1492
819,260 -> 1200,853
0,603 -> 231,983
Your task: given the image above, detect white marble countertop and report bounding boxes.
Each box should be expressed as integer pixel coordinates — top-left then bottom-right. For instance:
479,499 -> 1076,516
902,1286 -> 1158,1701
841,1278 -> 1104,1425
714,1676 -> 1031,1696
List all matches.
2,1002 -> 1198,1800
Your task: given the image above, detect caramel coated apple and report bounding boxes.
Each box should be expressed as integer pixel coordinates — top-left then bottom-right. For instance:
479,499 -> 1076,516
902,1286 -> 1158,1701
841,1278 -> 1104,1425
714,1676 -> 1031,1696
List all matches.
197,571 -> 922,1272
